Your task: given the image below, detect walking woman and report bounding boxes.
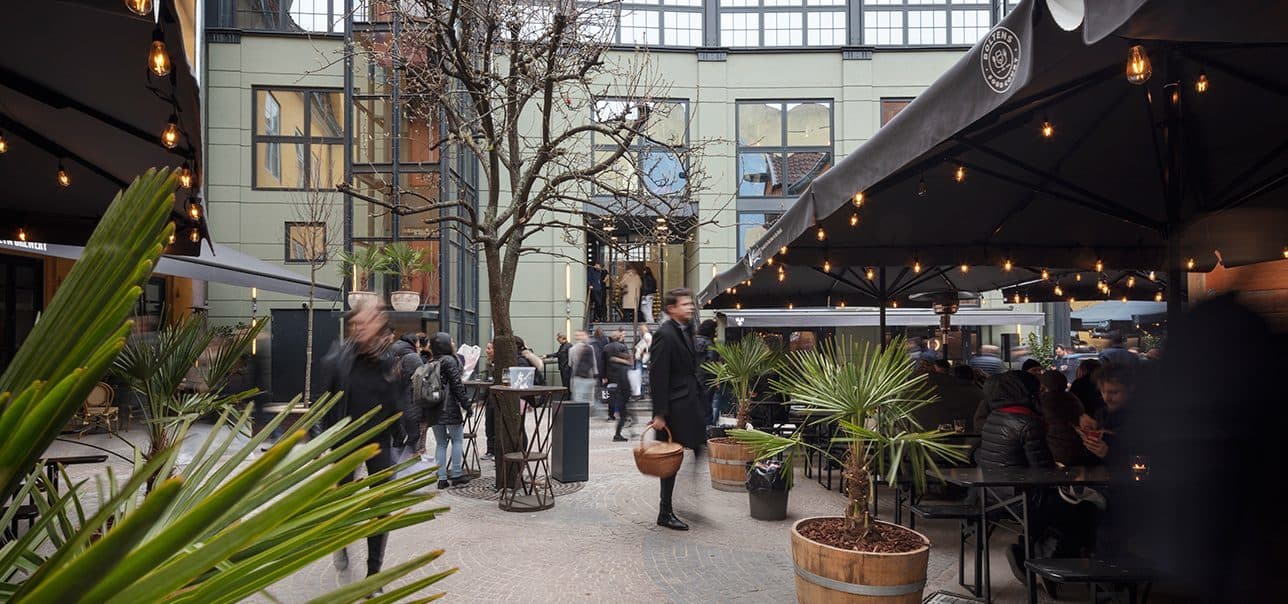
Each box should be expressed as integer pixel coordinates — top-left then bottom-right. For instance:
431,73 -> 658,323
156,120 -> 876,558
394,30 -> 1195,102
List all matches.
429,332 -> 472,489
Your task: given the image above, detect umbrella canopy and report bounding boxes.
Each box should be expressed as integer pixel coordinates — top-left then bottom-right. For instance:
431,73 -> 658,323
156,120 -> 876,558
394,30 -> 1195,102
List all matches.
0,0 -> 203,253
701,0 -> 1288,308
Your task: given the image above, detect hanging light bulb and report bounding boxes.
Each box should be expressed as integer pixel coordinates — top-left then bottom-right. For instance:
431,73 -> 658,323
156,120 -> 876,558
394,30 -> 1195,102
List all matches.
124,0 -> 152,15
17,228 -> 27,242
865,267 -> 875,280
787,302 -> 794,310
1094,259 -> 1104,272
189,228 -> 201,243
823,259 -> 832,273
1041,268 -> 1050,280
1014,292 -> 1022,304
891,300 -> 899,309
1154,291 -> 1164,302
816,227 -> 825,241
1024,295 -> 1030,304
735,302 -> 742,310
849,213 -> 859,227
1054,284 -> 1064,296
1186,257 -> 1196,270
838,301 -> 846,308
1075,273 -> 1082,282
1127,276 -> 1136,288
1149,270 -> 1156,281
913,259 -> 922,273
149,28 -> 172,77
177,162 -> 193,188
188,200 -> 202,220
780,246 -> 788,256
1041,117 -> 1054,138
917,178 -> 928,197
0,130 -> 8,154
168,232 -> 176,245
161,114 -> 180,149
1125,44 -> 1152,85
57,162 -> 71,187
960,263 -> 969,273
777,268 -> 785,283
852,192 -> 864,207
1003,258 -> 1013,272
1283,246 -> 1288,259
1195,72 -> 1209,93
1069,296 -> 1076,303
766,256 -> 774,266
1122,296 -> 1129,303
954,164 -> 966,183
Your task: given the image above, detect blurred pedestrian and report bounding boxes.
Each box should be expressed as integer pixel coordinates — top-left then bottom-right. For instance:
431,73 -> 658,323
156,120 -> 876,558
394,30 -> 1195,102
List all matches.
969,344 -> 1006,375
649,288 -> 705,531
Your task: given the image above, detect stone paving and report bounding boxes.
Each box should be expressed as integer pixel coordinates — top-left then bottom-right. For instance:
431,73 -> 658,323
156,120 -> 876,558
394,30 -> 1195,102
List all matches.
41,408 -> 1073,603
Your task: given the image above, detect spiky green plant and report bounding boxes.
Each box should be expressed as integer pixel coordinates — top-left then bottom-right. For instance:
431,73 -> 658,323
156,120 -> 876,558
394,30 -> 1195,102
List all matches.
380,241 -> 434,291
0,168 -> 453,601
701,336 -> 779,429
730,337 -> 967,538
337,244 -> 385,291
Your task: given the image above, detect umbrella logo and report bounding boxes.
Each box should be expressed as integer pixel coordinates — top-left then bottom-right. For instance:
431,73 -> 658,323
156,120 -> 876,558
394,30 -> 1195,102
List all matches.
980,27 -> 1021,93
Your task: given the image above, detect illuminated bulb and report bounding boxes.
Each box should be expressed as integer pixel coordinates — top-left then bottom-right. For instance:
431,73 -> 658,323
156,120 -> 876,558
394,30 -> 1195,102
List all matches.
849,213 -> 858,227
124,0 -> 152,15
1095,259 -> 1104,272
1122,296 -> 1129,303
917,178 -> 928,197
1054,285 -> 1064,296
1075,273 -> 1082,282
1024,295 -> 1030,303
960,263 -> 969,273
780,246 -> 788,255
1155,291 -> 1164,302
149,28 -> 172,77
913,260 -> 922,274
816,227 -> 825,241
777,272 -> 785,283
1014,293 -> 1022,304
954,164 -> 966,183
187,200 -> 202,220
766,257 -> 774,266
1195,72 -> 1209,93
1283,246 -> 1288,259
1149,270 -> 1156,280
823,259 -> 831,272
1186,257 -> 1195,270
852,192 -> 864,207
787,302 -> 794,309
1127,276 -> 1136,288
177,162 -> 193,188
168,232 -> 176,245
891,301 -> 899,309
189,228 -> 201,243
1041,268 -> 1049,280
1003,258 -> 1012,271
0,130 -> 7,154
1041,118 -> 1054,138
1125,44 -> 1152,85
735,302 -> 742,310
161,114 -> 180,149
838,301 -> 846,308
865,267 -> 875,280
17,228 -> 27,242
1069,297 -> 1076,303
57,162 -> 71,187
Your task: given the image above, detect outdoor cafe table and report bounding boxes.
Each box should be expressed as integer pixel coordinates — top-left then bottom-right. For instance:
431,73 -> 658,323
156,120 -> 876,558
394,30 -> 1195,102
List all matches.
489,385 -> 567,512
932,466 -> 1111,604
460,380 -> 492,478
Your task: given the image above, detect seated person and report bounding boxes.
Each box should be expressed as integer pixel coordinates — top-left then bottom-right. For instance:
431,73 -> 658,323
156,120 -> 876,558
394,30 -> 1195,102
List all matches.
917,359 -> 984,432
1038,370 -> 1093,466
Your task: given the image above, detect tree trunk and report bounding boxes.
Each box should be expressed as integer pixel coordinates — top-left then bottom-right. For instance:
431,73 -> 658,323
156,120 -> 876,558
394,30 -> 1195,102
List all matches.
484,242 -> 523,489
735,397 -> 749,430
843,440 -> 872,537
304,265 -> 316,404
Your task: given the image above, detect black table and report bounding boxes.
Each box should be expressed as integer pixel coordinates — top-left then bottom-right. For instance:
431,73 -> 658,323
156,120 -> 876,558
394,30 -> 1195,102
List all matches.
934,466 -> 1111,604
490,385 -> 567,512
460,380 -> 492,478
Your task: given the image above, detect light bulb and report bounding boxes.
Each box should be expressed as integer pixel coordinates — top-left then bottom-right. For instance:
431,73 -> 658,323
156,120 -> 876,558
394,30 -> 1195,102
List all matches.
0,130 -> 7,154
838,301 -> 846,308
913,260 -> 922,274
917,178 -> 928,197
187,200 -> 202,220
852,192 -> 864,207
1055,285 -> 1064,296
1122,296 -> 1129,303
891,301 -> 899,309
849,213 -> 858,227
1014,293 -> 1022,304
1024,295 -> 1030,304
1127,276 -> 1136,288
1041,118 -> 1054,138
57,162 -> 70,187
960,263 -> 969,273
149,29 -> 171,77
1003,258 -> 1012,271
168,232 -> 175,245
1069,296 -> 1076,303
1126,44 -> 1152,85
865,267 -> 875,280
1195,72 -> 1209,93
161,114 -> 180,149
1095,259 -> 1104,272
1149,270 -> 1156,280
124,0 -> 152,15
787,302 -> 794,309
823,260 -> 831,272
735,302 -> 742,310
816,227 -> 825,241
954,164 -> 966,183
177,162 -> 193,188
1075,273 -> 1082,282
1155,291 -> 1164,302
780,246 -> 788,256
1186,257 -> 1195,270
1283,246 -> 1288,259
189,228 -> 201,243
17,228 -> 27,242
766,257 -> 774,266
1041,268 -> 1049,280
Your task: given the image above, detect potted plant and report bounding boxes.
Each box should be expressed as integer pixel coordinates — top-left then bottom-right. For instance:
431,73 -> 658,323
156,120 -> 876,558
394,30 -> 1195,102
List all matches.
701,336 -> 779,491
338,244 -> 384,309
731,337 -> 966,602
380,241 -> 435,311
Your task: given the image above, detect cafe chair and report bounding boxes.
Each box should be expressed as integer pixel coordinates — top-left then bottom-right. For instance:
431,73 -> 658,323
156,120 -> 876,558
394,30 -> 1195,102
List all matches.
1024,557 -> 1157,603
78,382 -> 119,437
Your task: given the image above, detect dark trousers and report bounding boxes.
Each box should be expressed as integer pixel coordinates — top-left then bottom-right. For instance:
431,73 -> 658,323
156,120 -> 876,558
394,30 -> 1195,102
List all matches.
341,434 -> 394,575
589,290 -> 606,322
484,402 -> 496,455
610,382 -> 630,435
660,474 -> 676,513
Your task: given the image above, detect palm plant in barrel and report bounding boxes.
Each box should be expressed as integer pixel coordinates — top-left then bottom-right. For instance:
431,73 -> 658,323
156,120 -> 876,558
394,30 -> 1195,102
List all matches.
731,337 -> 966,601
700,336 -> 779,491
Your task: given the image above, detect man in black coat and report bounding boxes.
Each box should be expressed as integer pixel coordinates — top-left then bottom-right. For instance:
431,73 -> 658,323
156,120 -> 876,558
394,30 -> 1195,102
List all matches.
551,332 -> 572,388
648,288 -> 706,531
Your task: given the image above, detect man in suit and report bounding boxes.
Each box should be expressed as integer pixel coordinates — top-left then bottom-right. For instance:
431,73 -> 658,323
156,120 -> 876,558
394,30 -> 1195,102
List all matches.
648,288 -> 706,531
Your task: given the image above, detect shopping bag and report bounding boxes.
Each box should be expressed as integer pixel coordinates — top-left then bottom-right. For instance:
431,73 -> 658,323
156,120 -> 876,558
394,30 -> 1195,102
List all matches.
627,368 -> 643,397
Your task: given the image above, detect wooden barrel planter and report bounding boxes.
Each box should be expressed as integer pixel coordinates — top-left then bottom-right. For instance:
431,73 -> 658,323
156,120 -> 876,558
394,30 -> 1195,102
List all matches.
789,517 -> 930,603
706,437 -> 755,492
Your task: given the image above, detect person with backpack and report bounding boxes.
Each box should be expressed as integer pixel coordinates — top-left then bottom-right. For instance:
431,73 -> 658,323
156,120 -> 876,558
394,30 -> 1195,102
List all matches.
391,332 -> 424,459
417,332 -> 472,489
639,265 -> 658,324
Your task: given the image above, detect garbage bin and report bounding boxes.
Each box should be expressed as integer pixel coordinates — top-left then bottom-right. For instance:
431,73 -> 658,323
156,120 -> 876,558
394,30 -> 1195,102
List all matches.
552,400 -> 589,482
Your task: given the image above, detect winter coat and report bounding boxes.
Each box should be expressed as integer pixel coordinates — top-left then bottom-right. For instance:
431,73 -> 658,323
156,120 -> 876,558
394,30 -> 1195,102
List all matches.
569,342 -> 597,378
428,332 -> 470,426
1039,390 -> 1092,466
635,330 -> 652,365
649,319 -> 705,451
391,335 -> 424,446
320,339 -> 400,445
977,372 -> 1055,469
620,271 -> 642,310
603,340 -> 632,387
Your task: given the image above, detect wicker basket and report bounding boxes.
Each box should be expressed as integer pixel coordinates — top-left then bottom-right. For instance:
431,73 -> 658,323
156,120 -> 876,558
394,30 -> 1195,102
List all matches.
633,426 -> 684,478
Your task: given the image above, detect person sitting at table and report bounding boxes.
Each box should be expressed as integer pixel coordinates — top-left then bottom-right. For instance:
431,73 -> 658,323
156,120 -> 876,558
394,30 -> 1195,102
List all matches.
1078,363 -> 1135,469
1069,358 -> 1106,418
1039,370 -> 1093,467
918,359 -> 983,432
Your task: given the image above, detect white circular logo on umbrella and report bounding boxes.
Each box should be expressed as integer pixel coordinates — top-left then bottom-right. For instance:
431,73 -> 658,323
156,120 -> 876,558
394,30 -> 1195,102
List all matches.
981,27 -> 1021,93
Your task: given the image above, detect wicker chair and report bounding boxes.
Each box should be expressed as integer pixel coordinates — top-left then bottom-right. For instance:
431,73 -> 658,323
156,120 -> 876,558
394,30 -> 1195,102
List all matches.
78,382 -> 119,437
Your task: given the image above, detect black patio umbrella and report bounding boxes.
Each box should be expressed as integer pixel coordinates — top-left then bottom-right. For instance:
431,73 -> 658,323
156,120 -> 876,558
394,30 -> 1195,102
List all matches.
1,0 -> 204,253
700,0 -> 1288,320
1001,268 -> 1170,304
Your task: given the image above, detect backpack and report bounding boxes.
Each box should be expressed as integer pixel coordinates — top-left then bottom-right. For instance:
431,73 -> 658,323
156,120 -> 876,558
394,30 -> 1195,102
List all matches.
411,358 -> 446,413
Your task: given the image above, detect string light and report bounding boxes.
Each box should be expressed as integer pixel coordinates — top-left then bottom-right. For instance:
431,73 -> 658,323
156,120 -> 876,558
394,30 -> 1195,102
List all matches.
1003,258 -> 1012,272
823,259 -> 831,273
865,267 -> 875,280
189,228 -> 201,243
1041,117 -> 1054,138
1024,295 -> 1030,304
959,263 -> 969,273
850,213 -> 859,227
816,227 -> 825,241
1149,270 -> 1156,281
1122,296 -> 1129,303
1069,296 -> 1076,303
838,301 -> 846,308
1283,246 -> 1288,259
178,162 -> 193,188
161,114 -> 180,149
913,259 -> 922,274
168,232 -> 176,245
1041,268 -> 1049,280
1155,291 -> 1164,302
17,228 -> 27,242
1054,284 -> 1064,296
0,130 -> 8,154
780,246 -> 788,255
852,192 -> 864,207
1126,44 -> 1152,85
1014,292 -> 1022,304
124,0 -> 152,15
1127,276 -> 1136,288
1095,259 -> 1104,272
954,164 -> 966,183
57,162 -> 71,187
1075,273 -> 1082,282
187,200 -> 202,220
917,178 -> 928,197
766,257 -> 774,266
787,302 -> 794,310
1195,72 -> 1209,93
891,300 -> 899,309
1186,257 -> 1196,270
149,27 -> 172,77
735,302 -> 742,310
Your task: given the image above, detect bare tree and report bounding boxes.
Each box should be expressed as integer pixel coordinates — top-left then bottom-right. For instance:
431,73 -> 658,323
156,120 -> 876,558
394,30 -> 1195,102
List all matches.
290,179 -> 342,403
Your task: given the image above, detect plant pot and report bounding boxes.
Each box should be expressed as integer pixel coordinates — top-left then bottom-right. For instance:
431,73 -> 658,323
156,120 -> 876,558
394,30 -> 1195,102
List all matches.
707,437 -> 755,492
789,517 -> 931,603
749,489 -> 789,521
390,290 -> 421,312
347,290 -> 379,310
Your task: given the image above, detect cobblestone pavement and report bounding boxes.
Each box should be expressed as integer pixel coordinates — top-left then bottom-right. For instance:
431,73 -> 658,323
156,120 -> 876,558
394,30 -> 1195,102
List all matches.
44,409 -> 1065,603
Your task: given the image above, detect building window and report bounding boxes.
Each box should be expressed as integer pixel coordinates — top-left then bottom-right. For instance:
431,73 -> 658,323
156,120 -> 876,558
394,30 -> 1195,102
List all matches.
583,0 -> 704,47
253,88 -> 344,190
719,0 -> 846,48
862,1 -> 992,47
736,100 -> 832,197
592,99 -> 690,199
217,0 -> 344,33
738,211 -> 782,256
285,222 -> 327,263
880,97 -> 913,126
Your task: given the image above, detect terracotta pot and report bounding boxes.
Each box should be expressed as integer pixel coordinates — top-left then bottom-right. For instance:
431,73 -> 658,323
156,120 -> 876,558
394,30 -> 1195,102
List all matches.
706,437 -> 755,492
390,290 -> 421,312
347,291 -> 380,310
789,517 -> 931,603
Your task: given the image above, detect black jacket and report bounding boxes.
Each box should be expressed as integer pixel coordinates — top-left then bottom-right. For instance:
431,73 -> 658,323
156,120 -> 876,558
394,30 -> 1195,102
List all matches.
391,335 -> 424,446
1070,376 -> 1106,418
589,335 -> 608,380
555,342 -> 571,375
427,332 -> 469,426
321,340 -> 400,444
648,319 -> 705,450
1039,391 -> 1092,466
603,340 -> 631,386
976,372 -> 1055,469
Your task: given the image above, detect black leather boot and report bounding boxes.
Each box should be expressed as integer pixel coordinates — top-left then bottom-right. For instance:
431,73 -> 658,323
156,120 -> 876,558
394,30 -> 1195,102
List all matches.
657,505 -> 689,531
